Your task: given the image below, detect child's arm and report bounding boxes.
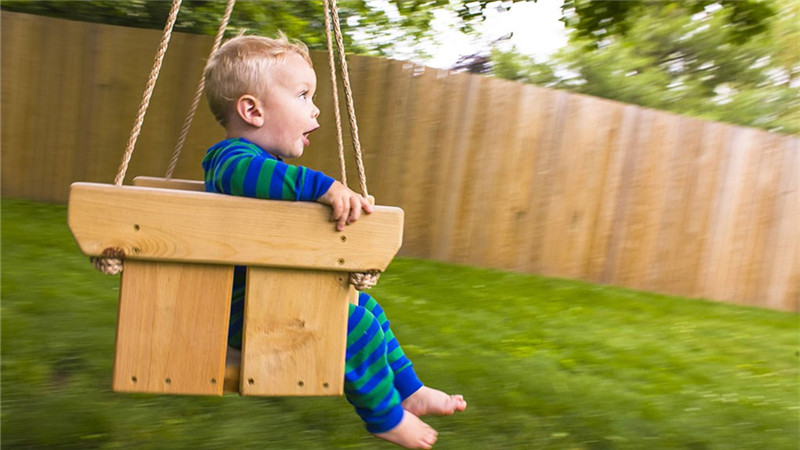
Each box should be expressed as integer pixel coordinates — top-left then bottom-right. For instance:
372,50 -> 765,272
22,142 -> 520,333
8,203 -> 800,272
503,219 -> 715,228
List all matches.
203,142 -> 333,202
203,141 -> 371,230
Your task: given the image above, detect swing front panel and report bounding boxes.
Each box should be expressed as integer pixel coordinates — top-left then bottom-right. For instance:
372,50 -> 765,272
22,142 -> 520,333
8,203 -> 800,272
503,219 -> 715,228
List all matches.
67,180 -> 404,397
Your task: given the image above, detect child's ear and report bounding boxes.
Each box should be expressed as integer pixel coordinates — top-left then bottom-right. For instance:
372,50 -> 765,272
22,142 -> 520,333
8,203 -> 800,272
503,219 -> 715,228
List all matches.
235,95 -> 264,127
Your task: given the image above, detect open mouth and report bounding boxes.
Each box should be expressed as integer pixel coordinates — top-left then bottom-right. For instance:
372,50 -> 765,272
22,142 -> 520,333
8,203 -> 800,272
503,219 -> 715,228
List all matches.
302,127 -> 319,146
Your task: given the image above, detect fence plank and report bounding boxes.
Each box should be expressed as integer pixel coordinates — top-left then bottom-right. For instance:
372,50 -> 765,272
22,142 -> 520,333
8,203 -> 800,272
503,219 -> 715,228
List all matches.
485,81 -> 530,270
656,117 -> 704,296
520,89 -> 570,274
398,66 -> 448,258
467,76 -> 523,267
428,72 -> 474,261
445,75 -> 488,265
584,100 -> 628,283
0,12 -> 37,198
763,139 -> 800,310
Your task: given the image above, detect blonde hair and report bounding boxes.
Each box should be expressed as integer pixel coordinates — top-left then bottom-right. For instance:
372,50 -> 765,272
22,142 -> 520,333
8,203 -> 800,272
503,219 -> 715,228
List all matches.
204,33 -> 312,125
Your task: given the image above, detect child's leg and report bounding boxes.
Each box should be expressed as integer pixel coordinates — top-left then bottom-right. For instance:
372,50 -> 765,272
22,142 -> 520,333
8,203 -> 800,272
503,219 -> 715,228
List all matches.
344,301 -> 404,431
357,292 -> 423,400
356,293 -> 467,417
345,302 -> 438,449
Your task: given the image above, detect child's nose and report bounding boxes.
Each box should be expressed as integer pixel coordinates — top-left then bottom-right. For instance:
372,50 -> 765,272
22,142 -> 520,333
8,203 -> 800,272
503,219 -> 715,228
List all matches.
311,103 -> 320,119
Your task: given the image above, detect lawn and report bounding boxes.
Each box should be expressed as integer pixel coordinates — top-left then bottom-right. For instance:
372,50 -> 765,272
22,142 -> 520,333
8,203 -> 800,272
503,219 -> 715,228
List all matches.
2,199 -> 797,449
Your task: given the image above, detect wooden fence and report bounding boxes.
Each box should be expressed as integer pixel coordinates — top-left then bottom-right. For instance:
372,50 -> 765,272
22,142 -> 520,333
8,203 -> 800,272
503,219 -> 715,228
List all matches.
2,12 -> 797,311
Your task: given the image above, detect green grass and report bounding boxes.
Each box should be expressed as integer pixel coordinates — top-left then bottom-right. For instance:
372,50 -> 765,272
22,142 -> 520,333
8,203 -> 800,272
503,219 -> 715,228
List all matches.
2,198 -> 798,450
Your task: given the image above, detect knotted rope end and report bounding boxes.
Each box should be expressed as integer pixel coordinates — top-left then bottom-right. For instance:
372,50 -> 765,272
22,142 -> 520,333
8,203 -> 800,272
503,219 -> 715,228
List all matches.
91,247 -> 126,276
349,270 -> 380,290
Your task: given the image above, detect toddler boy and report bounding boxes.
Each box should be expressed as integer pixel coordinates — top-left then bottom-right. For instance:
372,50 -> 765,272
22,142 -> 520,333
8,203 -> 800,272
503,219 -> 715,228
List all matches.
202,34 -> 466,449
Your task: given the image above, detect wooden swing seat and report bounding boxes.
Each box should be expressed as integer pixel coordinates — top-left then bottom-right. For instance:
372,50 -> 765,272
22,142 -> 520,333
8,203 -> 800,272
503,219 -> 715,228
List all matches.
68,177 -> 403,397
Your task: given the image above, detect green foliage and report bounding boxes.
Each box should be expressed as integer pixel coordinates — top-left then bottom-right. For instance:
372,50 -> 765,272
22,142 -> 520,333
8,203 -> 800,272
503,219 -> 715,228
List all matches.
0,0 -> 525,56
5,0 -> 790,131
2,199 -> 799,449
493,0 -> 798,135
0,0 -> 353,51
491,48 -> 560,87
562,0 -> 776,46
2,0 -> 776,49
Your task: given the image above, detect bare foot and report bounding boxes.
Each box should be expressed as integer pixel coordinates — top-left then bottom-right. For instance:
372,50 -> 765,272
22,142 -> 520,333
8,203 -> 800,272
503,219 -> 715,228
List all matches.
375,410 -> 438,449
402,386 -> 467,417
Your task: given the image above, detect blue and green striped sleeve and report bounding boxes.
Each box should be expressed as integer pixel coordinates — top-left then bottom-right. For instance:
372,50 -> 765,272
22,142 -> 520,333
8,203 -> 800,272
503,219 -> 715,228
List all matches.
202,137 -> 334,201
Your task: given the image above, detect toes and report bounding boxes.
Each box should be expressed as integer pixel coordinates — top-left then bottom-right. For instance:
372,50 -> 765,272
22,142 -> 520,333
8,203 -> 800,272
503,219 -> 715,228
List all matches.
422,428 -> 438,448
450,395 -> 467,411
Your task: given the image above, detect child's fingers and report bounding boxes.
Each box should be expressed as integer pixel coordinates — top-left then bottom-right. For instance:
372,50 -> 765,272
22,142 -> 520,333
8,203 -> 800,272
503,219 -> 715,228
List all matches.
330,196 -> 343,223
362,195 -> 374,213
337,215 -> 348,230
335,197 -> 350,231
348,196 -> 362,224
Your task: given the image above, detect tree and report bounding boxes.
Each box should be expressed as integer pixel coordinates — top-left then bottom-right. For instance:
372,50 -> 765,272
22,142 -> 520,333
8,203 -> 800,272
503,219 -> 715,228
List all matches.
561,0 -> 776,46
0,1 -> 364,51
5,0 -> 791,132
491,0 -> 798,134
490,48 -> 560,87
0,0 -> 528,56
2,0 -> 778,58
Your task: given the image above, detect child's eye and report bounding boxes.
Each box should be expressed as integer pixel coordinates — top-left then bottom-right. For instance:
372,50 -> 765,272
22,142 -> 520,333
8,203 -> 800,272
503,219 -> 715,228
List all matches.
299,91 -> 308,100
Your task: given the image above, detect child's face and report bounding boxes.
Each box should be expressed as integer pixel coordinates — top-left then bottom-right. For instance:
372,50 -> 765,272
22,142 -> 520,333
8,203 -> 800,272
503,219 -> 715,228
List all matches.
254,53 -> 320,159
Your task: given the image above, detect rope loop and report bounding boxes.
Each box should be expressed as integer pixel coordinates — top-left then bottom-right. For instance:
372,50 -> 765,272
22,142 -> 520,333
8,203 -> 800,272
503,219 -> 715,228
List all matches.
90,248 -> 126,275
349,270 -> 381,291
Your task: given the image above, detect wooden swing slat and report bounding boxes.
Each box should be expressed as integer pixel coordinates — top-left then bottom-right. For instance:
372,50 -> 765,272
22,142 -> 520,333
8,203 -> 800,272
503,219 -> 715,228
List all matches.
133,176 -> 206,192
68,182 -> 403,271
113,260 -> 233,395
239,267 -> 355,396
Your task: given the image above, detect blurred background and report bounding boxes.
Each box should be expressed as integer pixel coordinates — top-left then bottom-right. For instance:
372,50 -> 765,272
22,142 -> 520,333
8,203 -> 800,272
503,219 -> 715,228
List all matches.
3,0 -> 797,133
1,1 -> 798,449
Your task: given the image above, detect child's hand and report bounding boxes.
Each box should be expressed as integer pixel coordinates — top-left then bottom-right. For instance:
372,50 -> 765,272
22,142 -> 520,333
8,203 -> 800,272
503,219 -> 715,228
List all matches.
318,181 -> 374,231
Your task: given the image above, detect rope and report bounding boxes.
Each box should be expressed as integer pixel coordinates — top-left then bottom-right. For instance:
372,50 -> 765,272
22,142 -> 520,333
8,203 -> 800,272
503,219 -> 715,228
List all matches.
322,0 -> 348,185
165,0 -> 236,179
101,1 -> 381,287
323,0 -> 380,290
327,0 -> 369,198
114,0 -> 182,187
97,0 -> 182,275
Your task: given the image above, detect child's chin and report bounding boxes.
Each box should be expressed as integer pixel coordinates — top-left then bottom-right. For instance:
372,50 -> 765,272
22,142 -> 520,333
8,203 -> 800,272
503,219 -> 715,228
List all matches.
277,148 -> 303,159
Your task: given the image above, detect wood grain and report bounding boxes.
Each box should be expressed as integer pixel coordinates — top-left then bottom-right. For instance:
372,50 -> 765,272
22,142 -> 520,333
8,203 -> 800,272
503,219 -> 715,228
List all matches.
68,182 -> 404,271
112,260 -> 233,395
239,268 -> 353,396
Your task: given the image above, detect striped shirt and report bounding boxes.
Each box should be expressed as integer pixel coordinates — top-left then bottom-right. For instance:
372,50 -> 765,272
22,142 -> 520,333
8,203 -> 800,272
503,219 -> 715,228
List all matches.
202,137 -> 334,202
